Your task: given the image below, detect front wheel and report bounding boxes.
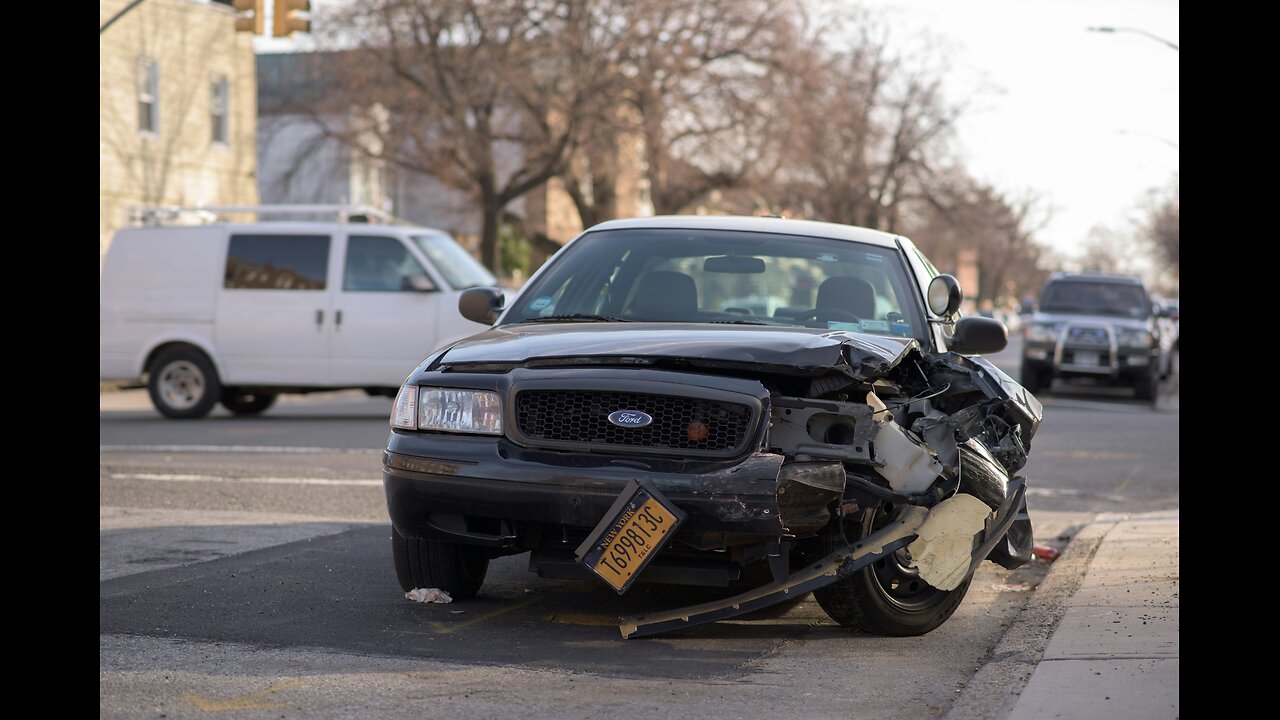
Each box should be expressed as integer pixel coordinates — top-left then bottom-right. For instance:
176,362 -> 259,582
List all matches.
811,504 -> 972,636
1133,366 -> 1159,402
391,526 -> 489,599
1020,362 -> 1048,395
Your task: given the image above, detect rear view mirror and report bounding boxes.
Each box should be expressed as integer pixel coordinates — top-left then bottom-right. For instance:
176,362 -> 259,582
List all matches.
928,275 -> 963,317
459,287 -> 506,325
402,274 -> 436,292
704,255 -> 766,274
949,316 -> 1008,355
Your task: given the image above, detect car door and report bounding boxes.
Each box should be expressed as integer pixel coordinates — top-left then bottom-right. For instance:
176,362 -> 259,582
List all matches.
215,231 -> 333,385
329,232 -> 449,387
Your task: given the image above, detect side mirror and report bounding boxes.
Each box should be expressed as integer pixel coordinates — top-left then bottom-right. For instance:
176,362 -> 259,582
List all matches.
949,316 -> 1008,355
927,275 -> 963,317
459,287 -> 506,325
402,274 -> 436,292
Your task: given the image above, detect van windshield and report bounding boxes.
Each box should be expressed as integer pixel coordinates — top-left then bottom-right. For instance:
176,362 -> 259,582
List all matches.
413,235 -> 497,290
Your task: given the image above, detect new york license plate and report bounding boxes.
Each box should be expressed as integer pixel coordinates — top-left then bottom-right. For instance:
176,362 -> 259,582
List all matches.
576,480 -> 686,594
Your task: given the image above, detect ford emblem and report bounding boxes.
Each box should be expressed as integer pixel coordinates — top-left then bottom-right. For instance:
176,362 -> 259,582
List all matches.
608,410 -> 653,428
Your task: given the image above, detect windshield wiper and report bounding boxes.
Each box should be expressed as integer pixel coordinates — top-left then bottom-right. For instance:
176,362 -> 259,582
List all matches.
521,314 -> 634,323
708,319 -> 771,326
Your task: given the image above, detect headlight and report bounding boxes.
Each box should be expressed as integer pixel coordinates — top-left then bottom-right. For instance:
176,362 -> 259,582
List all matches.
391,386 -> 504,434
1115,328 -> 1154,348
419,387 -> 503,434
1024,322 -> 1060,343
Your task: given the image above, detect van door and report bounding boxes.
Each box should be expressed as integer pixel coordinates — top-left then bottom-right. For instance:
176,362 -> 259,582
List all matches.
329,233 -> 447,387
215,233 -> 333,385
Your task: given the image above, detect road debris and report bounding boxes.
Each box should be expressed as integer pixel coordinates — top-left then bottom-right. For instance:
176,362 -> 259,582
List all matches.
405,587 -> 453,603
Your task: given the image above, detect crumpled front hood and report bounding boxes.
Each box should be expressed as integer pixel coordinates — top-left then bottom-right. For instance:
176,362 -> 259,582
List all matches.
434,322 -> 922,380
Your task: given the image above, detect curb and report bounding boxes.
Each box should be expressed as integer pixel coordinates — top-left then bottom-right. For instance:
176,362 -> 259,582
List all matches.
943,517 -> 1118,720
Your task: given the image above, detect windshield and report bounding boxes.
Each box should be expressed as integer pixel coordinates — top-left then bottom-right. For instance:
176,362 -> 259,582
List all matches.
412,234 -> 497,290
502,228 -> 928,342
1040,281 -> 1150,318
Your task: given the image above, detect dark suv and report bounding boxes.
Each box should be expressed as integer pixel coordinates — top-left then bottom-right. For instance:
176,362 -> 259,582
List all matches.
1020,272 -> 1172,400
384,216 -> 1042,638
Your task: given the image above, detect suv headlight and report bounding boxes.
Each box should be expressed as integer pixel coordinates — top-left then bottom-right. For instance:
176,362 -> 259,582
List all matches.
1024,322 -> 1061,343
391,385 -> 504,434
1115,328 -> 1154,348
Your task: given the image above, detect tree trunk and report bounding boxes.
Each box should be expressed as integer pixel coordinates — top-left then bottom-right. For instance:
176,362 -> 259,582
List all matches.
479,197 -> 504,278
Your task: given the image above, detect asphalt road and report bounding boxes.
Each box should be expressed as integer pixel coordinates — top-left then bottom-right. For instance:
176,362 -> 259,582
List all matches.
99,337 -> 1178,719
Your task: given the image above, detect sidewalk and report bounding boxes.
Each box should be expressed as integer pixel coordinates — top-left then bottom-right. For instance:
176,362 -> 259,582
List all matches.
1007,511 -> 1179,719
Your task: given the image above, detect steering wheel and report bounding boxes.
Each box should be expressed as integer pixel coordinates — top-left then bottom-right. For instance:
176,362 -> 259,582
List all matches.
794,307 -> 862,325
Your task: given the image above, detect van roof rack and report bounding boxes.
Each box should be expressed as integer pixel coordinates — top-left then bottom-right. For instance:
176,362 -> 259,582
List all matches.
128,204 -> 404,226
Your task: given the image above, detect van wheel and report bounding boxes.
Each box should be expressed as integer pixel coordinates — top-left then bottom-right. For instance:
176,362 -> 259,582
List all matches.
392,526 -> 488,599
220,390 -> 278,416
147,348 -> 221,419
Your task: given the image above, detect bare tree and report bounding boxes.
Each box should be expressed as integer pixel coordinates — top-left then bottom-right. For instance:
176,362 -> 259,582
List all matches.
1143,176 -> 1179,276
557,0 -> 800,225
757,11 -> 964,233
306,0 -> 624,274
906,172 -> 1052,304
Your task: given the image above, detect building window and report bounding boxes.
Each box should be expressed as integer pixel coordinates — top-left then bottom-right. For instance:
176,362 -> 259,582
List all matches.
210,75 -> 229,145
137,57 -> 159,136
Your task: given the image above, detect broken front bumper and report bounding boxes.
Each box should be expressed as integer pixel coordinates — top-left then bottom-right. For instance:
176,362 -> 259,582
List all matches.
384,432 -> 793,552
621,476 -> 1028,638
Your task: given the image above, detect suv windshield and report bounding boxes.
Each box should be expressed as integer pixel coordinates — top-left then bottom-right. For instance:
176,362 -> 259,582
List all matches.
502,228 -> 928,342
1040,280 -> 1149,318
412,234 -> 497,290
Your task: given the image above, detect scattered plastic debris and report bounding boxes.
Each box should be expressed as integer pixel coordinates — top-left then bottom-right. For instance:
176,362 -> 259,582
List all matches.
1033,544 -> 1060,562
991,582 -> 1036,592
405,587 -> 453,604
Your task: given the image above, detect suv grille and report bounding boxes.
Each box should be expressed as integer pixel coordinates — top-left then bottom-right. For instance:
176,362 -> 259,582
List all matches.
515,390 -> 754,455
1067,326 -> 1110,346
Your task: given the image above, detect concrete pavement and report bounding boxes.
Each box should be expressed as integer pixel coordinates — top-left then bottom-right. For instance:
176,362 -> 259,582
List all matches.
949,511 -> 1179,719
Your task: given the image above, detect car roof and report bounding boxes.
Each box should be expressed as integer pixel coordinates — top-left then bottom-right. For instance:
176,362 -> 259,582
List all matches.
1047,271 -> 1145,286
120,222 -> 450,235
584,215 -> 905,249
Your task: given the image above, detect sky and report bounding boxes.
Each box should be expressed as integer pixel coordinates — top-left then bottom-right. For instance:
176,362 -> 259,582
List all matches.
255,0 -> 1179,263
874,0 -> 1179,262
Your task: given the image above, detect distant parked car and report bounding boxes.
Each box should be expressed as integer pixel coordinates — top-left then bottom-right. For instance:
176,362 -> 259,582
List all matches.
1020,272 -> 1173,400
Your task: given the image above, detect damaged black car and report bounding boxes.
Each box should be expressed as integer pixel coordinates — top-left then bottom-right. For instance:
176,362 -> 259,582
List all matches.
384,216 -> 1042,638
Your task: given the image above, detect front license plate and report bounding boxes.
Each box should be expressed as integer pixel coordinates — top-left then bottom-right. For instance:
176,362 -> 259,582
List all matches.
575,480 -> 686,594
1073,350 -> 1100,366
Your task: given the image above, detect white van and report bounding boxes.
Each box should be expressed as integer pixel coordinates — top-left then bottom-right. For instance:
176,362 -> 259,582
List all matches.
100,205 -> 503,418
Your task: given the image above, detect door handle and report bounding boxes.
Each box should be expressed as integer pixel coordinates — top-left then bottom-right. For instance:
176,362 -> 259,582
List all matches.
315,309 -> 324,330
335,309 -> 343,328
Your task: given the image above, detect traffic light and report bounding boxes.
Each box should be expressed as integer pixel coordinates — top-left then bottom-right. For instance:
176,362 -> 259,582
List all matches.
232,0 -> 264,34
273,0 -> 311,37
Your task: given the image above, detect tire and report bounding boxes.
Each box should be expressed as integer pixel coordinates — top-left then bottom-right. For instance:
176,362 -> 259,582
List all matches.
811,504 -> 973,636
147,347 -> 221,419
1134,367 -> 1159,402
1019,363 -> 1048,395
391,526 -> 489,599
220,390 -> 278,416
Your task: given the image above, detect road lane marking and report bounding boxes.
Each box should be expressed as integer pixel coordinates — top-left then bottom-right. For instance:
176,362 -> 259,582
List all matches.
101,445 -> 382,454
1114,464 -> 1142,496
426,599 -> 540,634
1037,450 -> 1146,461
184,680 -> 307,711
108,472 -> 382,487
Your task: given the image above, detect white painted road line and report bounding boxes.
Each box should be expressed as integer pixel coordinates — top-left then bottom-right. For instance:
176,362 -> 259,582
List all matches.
108,473 -> 383,487
100,445 -> 383,455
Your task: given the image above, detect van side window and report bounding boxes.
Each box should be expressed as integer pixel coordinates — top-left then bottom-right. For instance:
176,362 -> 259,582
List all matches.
344,236 -> 435,292
225,235 -> 330,290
